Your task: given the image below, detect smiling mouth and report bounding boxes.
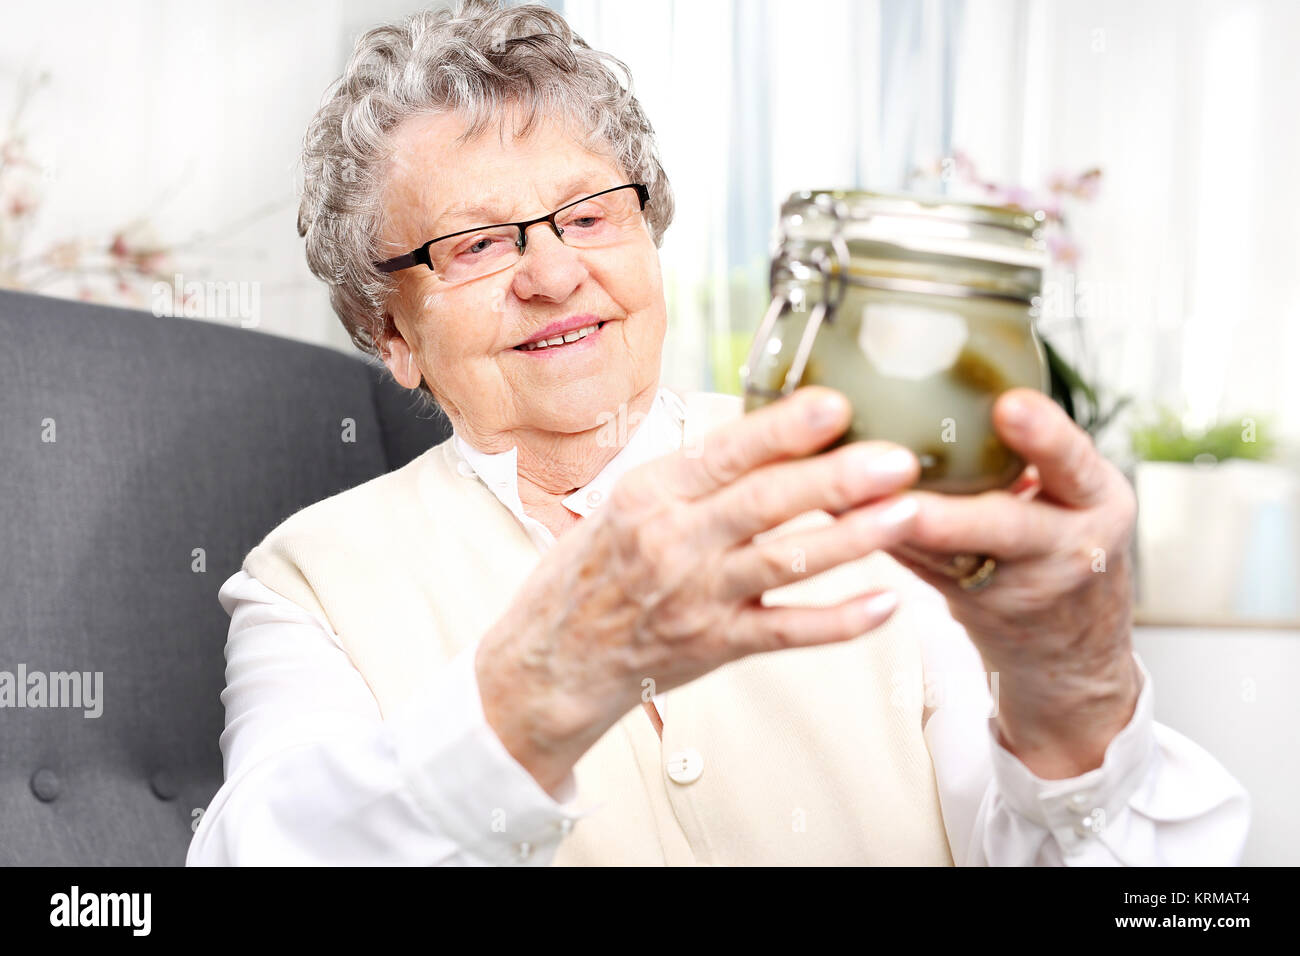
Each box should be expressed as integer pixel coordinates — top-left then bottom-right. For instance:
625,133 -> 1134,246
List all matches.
513,320 -> 607,352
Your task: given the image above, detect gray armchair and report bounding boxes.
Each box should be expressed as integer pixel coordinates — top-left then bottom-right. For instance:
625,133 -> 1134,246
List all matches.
0,289 -> 451,865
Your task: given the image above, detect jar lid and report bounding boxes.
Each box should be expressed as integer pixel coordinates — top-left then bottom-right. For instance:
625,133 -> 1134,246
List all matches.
779,189 -> 1048,271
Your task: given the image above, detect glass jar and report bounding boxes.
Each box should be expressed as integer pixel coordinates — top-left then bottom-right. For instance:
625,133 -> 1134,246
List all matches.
741,190 -> 1051,495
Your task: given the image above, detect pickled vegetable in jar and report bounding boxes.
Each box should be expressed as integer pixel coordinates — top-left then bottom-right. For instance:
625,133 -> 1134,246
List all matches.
741,190 -> 1051,495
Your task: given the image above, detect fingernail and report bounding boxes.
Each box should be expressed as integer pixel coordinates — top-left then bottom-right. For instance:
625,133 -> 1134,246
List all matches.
865,447 -> 917,476
1001,394 -> 1030,429
859,590 -> 899,623
876,494 -> 919,527
807,392 -> 848,428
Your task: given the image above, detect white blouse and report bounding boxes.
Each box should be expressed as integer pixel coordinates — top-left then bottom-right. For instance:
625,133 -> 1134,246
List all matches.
187,386 -> 1250,866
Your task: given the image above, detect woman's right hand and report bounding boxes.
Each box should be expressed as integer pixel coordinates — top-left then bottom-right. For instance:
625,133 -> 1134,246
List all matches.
475,386 -> 923,796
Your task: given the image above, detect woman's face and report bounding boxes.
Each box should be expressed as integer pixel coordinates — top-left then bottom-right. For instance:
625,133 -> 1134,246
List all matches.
378,109 -> 667,447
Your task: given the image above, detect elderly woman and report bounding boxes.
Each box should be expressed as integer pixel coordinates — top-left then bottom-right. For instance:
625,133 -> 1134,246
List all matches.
188,0 -> 1247,866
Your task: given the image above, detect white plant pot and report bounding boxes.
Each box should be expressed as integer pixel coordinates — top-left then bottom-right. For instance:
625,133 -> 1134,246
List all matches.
1134,460 -> 1300,624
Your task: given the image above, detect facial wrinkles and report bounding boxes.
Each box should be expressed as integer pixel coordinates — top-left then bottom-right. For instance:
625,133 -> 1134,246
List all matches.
380,111 -> 666,488
394,166 -> 626,359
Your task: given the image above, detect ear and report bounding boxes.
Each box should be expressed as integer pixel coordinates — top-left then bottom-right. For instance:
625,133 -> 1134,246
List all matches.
379,315 -> 423,390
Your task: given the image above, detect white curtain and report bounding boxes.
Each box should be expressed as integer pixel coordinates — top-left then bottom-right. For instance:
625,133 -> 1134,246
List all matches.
559,0 -> 966,396
953,0 -> 1300,455
560,0 -> 1300,456
6,0 -> 1296,450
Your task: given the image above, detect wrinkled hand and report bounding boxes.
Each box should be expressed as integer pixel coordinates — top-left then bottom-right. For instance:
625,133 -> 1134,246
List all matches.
887,387 -> 1142,779
477,386 -> 922,796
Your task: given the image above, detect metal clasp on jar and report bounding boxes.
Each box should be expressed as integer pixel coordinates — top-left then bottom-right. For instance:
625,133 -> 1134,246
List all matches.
740,230 -> 851,401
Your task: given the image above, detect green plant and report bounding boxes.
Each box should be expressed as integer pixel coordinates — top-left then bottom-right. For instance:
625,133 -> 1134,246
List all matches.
1130,408 -> 1276,463
1043,339 -> 1132,439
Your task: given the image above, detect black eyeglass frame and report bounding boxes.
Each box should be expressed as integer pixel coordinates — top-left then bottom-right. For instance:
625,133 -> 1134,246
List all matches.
374,182 -> 650,275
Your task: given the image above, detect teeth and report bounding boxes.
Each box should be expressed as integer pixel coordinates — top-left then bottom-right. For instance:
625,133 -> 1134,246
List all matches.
519,323 -> 600,351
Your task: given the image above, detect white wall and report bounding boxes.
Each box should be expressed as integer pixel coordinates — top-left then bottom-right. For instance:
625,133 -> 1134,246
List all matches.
1135,625 -> 1300,867
0,0 -> 421,352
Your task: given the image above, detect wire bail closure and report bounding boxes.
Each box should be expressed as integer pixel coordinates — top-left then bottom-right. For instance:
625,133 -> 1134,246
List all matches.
741,193 -> 851,400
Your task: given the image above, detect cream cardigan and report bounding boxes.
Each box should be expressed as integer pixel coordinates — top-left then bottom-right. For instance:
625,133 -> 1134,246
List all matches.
243,390 -> 954,865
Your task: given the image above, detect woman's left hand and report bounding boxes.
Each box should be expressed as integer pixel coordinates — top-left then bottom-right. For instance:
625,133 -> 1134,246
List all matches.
886,387 -> 1142,780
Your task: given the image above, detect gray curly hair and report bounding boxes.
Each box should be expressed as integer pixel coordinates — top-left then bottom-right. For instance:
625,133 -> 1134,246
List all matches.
297,0 -> 675,363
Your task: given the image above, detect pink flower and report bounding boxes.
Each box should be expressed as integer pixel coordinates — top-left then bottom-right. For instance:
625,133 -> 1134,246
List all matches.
1070,168 -> 1102,200
1038,196 -> 1063,220
948,150 -> 977,180
927,150 -> 1101,261
1047,232 -> 1080,266
49,240 -> 81,270
132,250 -> 169,275
992,185 -> 1035,210
7,192 -> 37,219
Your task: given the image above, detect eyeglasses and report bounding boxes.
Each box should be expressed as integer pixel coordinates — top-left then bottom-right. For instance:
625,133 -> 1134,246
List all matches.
374,182 -> 650,284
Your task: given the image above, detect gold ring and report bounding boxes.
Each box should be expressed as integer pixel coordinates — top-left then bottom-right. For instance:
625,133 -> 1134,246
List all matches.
940,553 -> 998,592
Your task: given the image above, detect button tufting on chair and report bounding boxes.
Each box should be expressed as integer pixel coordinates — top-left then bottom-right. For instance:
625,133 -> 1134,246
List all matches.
30,769 -> 61,803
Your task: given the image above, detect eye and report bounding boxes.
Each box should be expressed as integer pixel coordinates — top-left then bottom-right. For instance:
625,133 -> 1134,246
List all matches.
560,201 -> 606,231
455,234 -> 509,258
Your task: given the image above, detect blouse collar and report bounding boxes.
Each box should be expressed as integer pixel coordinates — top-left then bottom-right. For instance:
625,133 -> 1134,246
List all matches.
450,386 -> 687,550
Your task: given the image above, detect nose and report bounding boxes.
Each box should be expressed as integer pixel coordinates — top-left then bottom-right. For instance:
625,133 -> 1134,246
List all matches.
511,220 -> 587,302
